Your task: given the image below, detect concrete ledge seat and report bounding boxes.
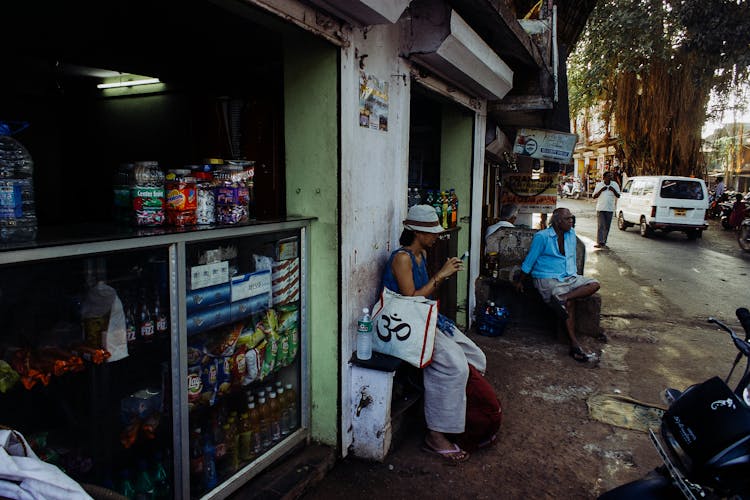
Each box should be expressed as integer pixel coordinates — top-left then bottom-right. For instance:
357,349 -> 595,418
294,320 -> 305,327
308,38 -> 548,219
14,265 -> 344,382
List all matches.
349,353 -> 423,461
479,226 -> 601,339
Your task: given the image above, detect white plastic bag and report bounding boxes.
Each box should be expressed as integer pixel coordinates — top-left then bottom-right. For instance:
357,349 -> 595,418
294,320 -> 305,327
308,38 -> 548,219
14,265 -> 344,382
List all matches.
80,281 -> 129,362
0,428 -> 93,500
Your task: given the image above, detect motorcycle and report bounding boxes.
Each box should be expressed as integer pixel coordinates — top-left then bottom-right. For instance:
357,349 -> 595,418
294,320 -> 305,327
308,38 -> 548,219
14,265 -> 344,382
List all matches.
560,177 -> 582,199
599,307 -> 750,500
739,219 -> 750,252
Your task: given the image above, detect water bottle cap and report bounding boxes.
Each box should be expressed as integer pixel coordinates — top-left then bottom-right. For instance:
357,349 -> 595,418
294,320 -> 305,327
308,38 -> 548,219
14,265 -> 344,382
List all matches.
362,307 -> 369,314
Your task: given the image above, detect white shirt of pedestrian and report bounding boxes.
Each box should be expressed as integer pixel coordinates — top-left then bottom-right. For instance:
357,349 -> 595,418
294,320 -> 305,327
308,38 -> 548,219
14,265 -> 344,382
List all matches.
595,181 -> 620,212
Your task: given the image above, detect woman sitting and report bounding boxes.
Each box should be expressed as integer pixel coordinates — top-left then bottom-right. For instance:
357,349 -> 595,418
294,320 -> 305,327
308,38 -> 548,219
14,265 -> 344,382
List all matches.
381,205 -> 487,463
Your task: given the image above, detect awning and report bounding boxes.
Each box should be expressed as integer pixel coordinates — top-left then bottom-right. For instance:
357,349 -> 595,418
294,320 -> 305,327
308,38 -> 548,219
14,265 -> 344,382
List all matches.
305,0 -> 409,25
404,1 -> 513,100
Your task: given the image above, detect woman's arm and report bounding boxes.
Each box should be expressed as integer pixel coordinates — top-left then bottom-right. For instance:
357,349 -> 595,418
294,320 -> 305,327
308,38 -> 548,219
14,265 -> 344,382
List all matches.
391,251 -> 462,297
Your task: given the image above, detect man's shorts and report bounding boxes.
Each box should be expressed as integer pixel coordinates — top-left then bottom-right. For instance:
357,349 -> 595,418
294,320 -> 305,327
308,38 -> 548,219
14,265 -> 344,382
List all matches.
533,275 -> 599,303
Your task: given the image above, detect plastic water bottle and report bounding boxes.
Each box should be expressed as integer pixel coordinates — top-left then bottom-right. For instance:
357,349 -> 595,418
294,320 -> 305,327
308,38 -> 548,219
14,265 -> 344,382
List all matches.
357,307 -> 373,360
0,122 -> 37,242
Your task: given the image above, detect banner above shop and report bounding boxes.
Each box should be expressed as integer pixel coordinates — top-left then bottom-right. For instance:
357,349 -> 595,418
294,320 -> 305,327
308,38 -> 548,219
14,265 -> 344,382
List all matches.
512,128 -> 577,164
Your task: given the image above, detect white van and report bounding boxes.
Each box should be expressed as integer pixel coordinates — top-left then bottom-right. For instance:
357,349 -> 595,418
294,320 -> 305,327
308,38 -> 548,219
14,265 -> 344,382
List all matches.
617,175 -> 709,240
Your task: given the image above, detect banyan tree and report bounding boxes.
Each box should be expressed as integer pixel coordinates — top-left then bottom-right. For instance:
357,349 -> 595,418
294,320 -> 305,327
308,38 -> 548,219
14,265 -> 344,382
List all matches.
568,0 -> 750,177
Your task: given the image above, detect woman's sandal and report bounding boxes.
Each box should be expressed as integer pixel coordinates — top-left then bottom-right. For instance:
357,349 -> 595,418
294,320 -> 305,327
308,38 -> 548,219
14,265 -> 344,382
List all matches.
421,442 -> 470,464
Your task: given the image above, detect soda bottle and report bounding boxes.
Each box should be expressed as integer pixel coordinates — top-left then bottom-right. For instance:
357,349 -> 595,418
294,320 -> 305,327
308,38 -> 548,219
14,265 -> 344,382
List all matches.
450,189 -> 458,227
248,400 -> 262,456
238,411 -> 253,462
211,416 -> 227,477
126,303 -> 138,350
284,383 -> 298,430
224,418 -> 239,474
154,293 -> 168,336
189,427 -> 204,496
269,391 -> 281,442
356,308 -> 373,360
139,291 -> 155,344
277,386 -> 290,436
134,459 -> 155,500
152,451 -> 171,499
432,194 -> 443,228
441,191 -> 449,229
257,396 -> 271,449
425,190 -> 434,206
203,433 -> 218,491
118,469 -> 137,499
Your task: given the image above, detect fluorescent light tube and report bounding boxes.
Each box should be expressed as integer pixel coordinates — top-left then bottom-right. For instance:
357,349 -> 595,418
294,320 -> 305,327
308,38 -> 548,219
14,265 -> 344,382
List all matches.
97,78 -> 161,89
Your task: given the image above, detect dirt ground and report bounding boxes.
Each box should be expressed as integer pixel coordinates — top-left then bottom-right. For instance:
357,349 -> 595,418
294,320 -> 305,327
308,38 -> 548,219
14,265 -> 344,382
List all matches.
302,219 -> 743,500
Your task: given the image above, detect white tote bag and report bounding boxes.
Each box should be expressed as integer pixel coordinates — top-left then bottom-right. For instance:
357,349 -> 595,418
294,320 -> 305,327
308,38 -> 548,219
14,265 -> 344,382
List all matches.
370,288 -> 438,368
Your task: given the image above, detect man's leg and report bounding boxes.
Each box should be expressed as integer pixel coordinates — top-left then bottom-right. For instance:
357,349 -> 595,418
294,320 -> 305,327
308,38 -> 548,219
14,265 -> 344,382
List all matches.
595,211 -> 605,246
560,282 -> 600,349
601,211 -> 614,245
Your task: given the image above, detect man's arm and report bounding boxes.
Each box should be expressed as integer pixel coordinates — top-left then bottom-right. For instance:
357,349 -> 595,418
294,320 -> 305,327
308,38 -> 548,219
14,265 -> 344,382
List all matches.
515,232 -> 544,292
592,183 -> 604,199
610,183 -> 621,198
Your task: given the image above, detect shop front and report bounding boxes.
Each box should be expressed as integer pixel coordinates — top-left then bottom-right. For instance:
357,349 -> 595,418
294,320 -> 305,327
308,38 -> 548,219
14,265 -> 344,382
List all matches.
1,1 -> 340,498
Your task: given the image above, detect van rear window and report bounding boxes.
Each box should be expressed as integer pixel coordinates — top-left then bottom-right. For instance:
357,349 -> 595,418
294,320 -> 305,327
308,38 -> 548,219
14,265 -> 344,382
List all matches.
660,180 -> 704,200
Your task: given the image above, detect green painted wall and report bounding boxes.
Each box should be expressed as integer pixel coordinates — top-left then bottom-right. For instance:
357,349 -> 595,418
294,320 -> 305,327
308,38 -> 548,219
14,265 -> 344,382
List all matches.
283,33 -> 339,446
440,105 -> 474,326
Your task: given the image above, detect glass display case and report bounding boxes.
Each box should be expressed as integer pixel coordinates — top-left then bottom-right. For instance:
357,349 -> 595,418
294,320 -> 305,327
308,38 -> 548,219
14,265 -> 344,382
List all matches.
0,219 -> 310,499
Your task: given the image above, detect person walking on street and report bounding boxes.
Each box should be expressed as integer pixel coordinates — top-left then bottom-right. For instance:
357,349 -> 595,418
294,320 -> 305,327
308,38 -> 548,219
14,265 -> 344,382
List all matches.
592,171 -> 620,248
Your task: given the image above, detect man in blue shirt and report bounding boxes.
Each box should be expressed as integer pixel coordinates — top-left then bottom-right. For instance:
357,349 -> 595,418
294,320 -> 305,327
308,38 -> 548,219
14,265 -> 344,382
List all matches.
514,207 -> 600,362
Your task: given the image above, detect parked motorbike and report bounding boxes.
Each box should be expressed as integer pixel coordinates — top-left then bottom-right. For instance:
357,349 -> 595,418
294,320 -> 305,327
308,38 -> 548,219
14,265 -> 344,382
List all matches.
739,219 -> 750,252
599,307 -> 750,500
560,177 -> 582,199
708,191 -> 730,219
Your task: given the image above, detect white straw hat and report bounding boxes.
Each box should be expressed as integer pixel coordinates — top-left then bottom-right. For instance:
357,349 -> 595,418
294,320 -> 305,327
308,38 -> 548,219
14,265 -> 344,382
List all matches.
403,204 -> 444,233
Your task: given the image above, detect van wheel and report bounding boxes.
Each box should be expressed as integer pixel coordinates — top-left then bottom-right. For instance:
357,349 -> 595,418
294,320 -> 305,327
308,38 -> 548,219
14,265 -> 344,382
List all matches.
686,229 -> 700,240
639,218 -> 652,237
617,212 -> 628,231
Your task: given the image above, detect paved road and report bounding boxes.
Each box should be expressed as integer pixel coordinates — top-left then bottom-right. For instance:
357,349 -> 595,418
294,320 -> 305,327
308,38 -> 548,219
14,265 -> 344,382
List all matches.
559,198 -> 750,323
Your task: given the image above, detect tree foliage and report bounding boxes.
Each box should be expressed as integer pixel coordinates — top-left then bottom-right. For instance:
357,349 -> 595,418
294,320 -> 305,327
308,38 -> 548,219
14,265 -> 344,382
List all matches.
568,0 -> 750,176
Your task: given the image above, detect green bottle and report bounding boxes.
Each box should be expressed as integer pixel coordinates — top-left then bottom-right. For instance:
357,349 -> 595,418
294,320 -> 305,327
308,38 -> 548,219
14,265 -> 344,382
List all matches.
118,469 -> 136,499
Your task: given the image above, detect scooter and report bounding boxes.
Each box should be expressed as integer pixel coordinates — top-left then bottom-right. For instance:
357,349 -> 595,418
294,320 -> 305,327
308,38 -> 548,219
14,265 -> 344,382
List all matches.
560,177 -> 582,199
739,218 -> 750,252
599,307 -> 750,500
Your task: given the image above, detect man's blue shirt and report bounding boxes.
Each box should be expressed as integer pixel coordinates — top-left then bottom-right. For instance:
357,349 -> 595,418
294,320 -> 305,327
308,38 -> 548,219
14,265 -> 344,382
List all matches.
520,226 -> 578,279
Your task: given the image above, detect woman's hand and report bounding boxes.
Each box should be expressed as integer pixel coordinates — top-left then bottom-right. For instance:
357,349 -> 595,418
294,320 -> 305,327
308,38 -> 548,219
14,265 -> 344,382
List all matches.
436,256 -> 463,281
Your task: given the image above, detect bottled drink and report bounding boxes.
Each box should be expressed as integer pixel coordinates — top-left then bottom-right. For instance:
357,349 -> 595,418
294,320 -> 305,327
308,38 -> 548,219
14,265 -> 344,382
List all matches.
0,123 -> 37,242
356,307 -> 373,360
189,427 -> 204,496
425,190 -> 434,206
118,469 -> 137,499
202,433 -> 218,491
450,189 -> 458,227
211,415 -> 227,477
278,386 -> 290,436
224,418 -> 239,474
432,194 -> 442,228
414,188 -> 422,206
257,396 -> 271,449
134,459 -> 155,500
268,391 -> 281,442
139,292 -> 155,344
126,303 -> 138,350
238,411 -> 253,462
152,451 -> 171,499
248,400 -> 262,456
154,293 -> 168,336
441,191 -> 449,229
284,383 -> 298,430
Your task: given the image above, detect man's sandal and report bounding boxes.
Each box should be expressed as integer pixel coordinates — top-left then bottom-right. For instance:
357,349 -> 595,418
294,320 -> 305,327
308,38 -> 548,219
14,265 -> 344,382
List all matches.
570,346 -> 595,363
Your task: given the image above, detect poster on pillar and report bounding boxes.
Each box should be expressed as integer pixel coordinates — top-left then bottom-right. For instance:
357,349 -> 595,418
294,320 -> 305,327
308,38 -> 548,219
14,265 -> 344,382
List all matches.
501,173 -> 558,214
512,128 -> 577,163
359,73 -> 389,132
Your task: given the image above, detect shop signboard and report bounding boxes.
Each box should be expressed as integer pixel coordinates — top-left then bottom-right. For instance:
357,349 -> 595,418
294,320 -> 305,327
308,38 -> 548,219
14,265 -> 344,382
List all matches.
512,128 -> 577,163
501,172 -> 558,213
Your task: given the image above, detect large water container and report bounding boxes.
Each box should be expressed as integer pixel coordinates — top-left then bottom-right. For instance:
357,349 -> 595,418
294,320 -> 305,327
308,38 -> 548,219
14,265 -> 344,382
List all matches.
0,122 -> 37,242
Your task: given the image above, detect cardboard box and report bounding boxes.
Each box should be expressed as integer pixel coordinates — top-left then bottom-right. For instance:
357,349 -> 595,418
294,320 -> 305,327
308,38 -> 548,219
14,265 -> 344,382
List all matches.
272,258 -> 300,306
231,269 -> 272,303
189,261 -> 229,290
275,237 -> 298,261
186,283 -> 231,313
187,303 -> 231,335
230,295 -> 270,322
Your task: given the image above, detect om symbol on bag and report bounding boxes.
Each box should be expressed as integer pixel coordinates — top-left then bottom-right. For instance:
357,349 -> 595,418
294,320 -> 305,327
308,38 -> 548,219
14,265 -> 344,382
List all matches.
377,313 -> 412,342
